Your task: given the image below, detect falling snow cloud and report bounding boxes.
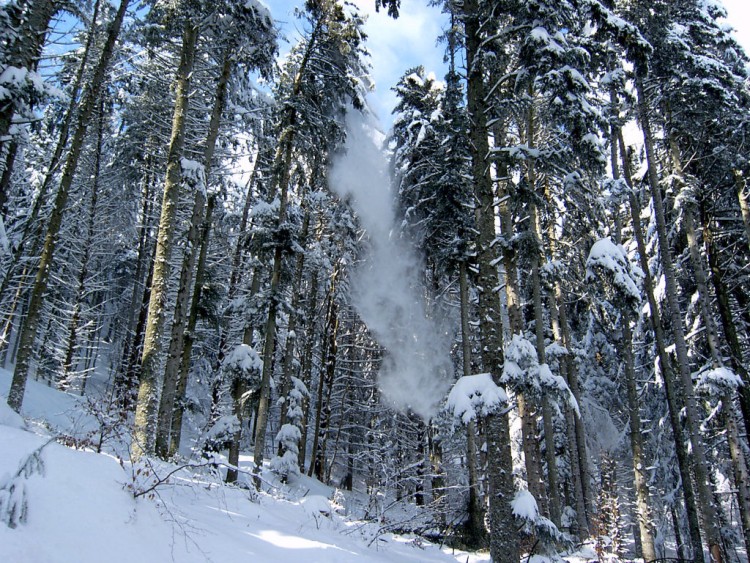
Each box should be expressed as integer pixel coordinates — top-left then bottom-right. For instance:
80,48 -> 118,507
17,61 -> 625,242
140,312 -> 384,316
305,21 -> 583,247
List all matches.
329,110 -> 452,420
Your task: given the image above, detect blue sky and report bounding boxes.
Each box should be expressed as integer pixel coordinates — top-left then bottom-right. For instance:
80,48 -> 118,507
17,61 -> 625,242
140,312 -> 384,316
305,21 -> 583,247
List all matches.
269,0 -> 750,132
271,0 -> 449,129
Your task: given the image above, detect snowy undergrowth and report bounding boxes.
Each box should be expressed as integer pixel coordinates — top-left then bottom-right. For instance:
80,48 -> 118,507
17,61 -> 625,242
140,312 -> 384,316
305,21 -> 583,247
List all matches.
0,370 -> 488,563
0,370 -> 605,562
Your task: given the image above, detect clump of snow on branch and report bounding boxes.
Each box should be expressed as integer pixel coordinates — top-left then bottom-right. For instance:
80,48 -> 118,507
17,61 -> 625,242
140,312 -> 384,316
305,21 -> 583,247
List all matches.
501,334 -> 539,390
585,237 -> 641,307
270,425 -> 302,479
222,344 -> 263,397
512,489 -> 539,521
446,374 -> 508,424
501,335 -> 578,413
224,343 -> 263,373
180,158 -> 207,195
512,490 -> 568,556
271,377 -> 309,480
0,66 -> 49,101
201,415 -> 240,455
695,366 -> 743,395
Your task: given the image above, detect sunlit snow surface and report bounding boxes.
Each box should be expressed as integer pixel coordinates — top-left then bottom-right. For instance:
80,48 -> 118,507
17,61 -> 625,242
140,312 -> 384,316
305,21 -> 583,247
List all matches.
1,369 -> 489,563
0,370 -> 628,562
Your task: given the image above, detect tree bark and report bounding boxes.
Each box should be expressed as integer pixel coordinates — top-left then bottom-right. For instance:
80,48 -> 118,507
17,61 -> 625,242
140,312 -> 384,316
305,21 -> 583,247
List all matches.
61,98 -> 104,388
226,270 -> 262,483
277,207 -> 311,435
0,0 -> 59,149
703,215 -> 750,438
608,112 -> 656,560
0,0 -> 101,359
670,136 -> 750,553
297,272 -> 319,473
734,170 -> 750,254
168,194 -> 215,456
463,0 -> 519,558
459,261 -> 487,546
617,127 -> 704,561
309,285 -> 337,480
251,12 -> 324,481
131,22 -> 198,460
528,196 -> 561,526
155,48 -> 232,458
492,124 -> 547,516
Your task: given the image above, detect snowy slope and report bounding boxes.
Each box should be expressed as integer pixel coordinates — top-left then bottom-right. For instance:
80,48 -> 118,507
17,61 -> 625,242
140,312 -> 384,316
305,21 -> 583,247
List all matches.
0,371 -> 493,563
0,370 -> 610,563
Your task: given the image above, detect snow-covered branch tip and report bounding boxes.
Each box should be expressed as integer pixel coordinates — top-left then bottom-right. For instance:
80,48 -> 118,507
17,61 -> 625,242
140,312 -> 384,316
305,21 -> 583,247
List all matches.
446,373 -> 508,424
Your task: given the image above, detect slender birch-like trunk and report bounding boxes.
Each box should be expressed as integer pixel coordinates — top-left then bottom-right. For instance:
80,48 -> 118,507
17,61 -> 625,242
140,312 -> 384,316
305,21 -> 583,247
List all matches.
8,0 -> 131,412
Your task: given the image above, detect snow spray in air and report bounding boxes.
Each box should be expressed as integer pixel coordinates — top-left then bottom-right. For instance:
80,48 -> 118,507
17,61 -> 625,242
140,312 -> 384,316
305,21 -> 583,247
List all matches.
329,111 -> 452,420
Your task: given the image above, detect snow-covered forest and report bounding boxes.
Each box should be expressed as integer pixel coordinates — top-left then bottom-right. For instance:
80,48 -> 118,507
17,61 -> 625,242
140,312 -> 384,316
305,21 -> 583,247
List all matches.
1,0 -> 750,561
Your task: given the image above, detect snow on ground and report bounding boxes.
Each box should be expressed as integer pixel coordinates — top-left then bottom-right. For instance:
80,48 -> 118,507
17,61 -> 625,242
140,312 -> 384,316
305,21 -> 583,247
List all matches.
0,369 -> 608,562
0,369 -> 493,563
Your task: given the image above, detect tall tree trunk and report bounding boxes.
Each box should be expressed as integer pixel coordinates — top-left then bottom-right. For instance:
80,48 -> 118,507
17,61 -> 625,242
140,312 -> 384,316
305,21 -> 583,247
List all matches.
115,159 -> 155,405
548,284 -> 589,536
61,98 -> 104,388
670,137 -> 750,553
168,194 -> 215,456
0,0 -> 101,359
0,141 -> 18,218
544,186 -> 591,536
609,115 -> 656,560
7,0 -> 131,412
0,0 -> 59,149
622,316 -> 657,561
250,13 -> 324,480
316,301 -> 340,484
617,128 -> 704,561
131,22 -> 199,460
524,94 -> 561,526
121,246 -> 155,412
734,170 -> 750,253
492,124 -> 547,515
297,272 -> 319,473
277,207 -> 311,435
636,74 -> 721,562
309,286 -> 337,479
703,215 -> 750,437
463,0 -> 519,559
459,260 -> 486,546
226,270 -> 262,483
528,198 -> 561,526
155,48 -> 232,458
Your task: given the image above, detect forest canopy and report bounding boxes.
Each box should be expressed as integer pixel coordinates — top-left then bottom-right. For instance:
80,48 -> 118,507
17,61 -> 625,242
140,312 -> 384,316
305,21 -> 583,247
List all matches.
0,0 -> 749,561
